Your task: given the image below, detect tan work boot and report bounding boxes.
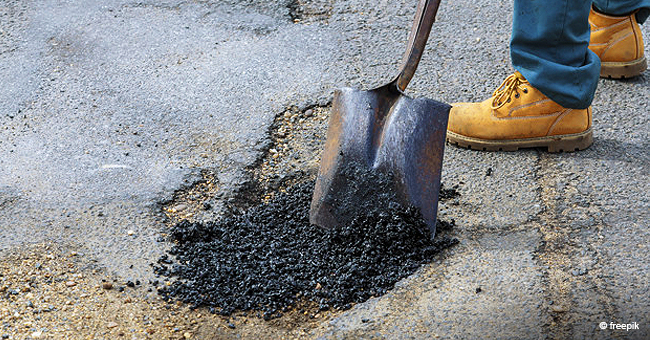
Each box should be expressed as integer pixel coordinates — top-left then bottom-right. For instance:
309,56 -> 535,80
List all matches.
589,6 -> 647,78
447,72 -> 593,152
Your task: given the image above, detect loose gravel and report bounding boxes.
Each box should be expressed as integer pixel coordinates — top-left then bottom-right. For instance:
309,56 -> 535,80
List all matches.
0,244 -> 210,340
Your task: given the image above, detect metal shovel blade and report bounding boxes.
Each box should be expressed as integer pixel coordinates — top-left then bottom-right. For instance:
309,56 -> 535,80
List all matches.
310,0 -> 450,235
310,85 -> 450,233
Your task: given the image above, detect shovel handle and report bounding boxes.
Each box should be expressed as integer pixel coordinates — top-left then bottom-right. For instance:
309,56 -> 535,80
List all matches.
393,0 -> 442,93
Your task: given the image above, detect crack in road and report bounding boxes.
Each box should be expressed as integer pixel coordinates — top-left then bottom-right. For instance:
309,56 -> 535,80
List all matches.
535,152 -> 619,339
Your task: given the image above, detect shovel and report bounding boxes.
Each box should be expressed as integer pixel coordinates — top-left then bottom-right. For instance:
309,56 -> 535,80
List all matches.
309,0 -> 450,236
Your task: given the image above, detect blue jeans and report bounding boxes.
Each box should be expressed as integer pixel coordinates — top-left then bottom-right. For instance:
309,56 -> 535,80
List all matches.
511,0 -> 650,109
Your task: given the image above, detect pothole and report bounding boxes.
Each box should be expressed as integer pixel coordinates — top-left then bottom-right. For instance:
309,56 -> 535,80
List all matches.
156,101 -> 461,332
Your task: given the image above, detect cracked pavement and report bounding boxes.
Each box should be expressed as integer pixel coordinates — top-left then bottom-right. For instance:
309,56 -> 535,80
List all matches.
1,0 -> 648,339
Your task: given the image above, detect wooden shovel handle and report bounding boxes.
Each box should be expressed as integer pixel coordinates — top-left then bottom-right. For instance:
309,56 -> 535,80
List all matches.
393,0 -> 442,93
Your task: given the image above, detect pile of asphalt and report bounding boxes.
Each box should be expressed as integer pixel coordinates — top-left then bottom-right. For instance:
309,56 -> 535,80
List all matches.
155,178 -> 458,320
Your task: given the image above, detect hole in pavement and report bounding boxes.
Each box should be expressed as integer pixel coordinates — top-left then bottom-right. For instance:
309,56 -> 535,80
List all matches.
155,103 -> 461,323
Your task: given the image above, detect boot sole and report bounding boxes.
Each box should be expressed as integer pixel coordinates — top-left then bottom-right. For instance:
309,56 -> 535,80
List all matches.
600,56 -> 647,79
446,128 -> 593,153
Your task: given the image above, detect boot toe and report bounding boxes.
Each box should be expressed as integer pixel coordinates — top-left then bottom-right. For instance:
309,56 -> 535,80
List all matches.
448,103 -> 479,137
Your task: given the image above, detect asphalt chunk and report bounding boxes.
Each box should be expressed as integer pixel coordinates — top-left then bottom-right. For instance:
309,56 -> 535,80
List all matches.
155,179 -> 457,318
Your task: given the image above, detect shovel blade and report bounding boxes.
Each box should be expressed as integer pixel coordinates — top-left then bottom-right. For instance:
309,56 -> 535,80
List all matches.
310,87 -> 451,235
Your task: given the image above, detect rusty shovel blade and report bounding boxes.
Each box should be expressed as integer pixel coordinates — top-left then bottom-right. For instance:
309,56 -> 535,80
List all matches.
309,0 -> 450,236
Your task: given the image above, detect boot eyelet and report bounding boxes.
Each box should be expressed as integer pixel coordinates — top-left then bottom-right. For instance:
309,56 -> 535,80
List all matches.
523,88 -> 528,93
515,93 -> 520,98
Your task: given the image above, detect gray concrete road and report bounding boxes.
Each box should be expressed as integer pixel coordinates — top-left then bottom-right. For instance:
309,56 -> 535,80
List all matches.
1,0 -> 648,339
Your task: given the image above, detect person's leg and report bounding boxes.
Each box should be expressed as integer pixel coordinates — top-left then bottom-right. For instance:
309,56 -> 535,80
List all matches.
589,0 -> 649,78
446,0 -> 596,152
592,0 -> 650,24
511,0 -> 599,109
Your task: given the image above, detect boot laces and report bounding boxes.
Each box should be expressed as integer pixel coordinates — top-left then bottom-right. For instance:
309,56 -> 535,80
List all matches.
491,73 -> 529,109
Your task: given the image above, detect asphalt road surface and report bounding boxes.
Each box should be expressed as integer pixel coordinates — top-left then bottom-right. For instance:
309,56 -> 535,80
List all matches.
1,0 -> 648,339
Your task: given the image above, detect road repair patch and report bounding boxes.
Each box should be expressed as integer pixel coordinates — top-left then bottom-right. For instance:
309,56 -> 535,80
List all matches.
154,178 -> 458,320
